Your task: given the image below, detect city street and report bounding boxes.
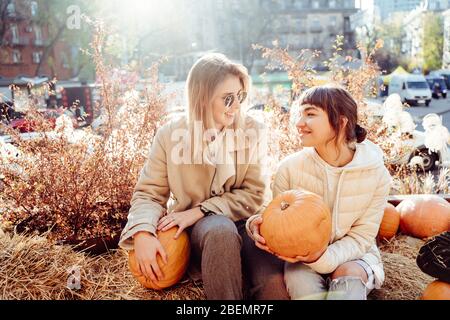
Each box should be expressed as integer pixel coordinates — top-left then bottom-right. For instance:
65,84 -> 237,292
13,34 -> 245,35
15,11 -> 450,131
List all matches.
406,97 -> 450,130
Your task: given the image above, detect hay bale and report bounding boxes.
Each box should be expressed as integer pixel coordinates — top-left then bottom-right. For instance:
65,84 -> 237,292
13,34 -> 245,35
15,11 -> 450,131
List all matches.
369,252 -> 434,300
0,232 -> 205,300
80,250 -> 205,300
1,231 -> 436,300
370,234 -> 434,300
378,234 -> 426,260
0,232 -> 85,299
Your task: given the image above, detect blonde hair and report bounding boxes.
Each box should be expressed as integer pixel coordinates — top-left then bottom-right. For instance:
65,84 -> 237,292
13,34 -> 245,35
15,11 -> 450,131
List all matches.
186,53 -> 250,132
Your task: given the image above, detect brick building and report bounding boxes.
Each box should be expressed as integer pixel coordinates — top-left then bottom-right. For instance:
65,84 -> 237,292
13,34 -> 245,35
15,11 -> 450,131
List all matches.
0,0 -> 73,80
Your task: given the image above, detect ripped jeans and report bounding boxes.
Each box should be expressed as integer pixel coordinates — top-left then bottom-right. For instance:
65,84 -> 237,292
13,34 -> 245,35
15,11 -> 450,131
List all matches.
284,260 -> 375,300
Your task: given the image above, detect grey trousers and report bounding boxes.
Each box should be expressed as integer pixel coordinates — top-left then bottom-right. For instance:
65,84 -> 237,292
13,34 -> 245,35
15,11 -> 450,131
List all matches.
187,215 -> 289,300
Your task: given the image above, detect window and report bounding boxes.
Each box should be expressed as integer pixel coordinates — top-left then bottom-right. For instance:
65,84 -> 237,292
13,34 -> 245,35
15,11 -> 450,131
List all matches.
344,0 -> 354,8
10,24 -> 19,43
34,25 -> 42,40
32,51 -> 42,64
312,0 -> 320,9
329,0 -> 336,8
300,17 -> 307,28
12,50 -> 21,63
6,2 -> 15,15
34,24 -> 42,45
312,18 -> 321,28
329,16 -> 337,27
30,1 -> 38,16
293,17 -> 307,32
294,1 -> 305,9
61,53 -> 70,68
272,19 -> 281,29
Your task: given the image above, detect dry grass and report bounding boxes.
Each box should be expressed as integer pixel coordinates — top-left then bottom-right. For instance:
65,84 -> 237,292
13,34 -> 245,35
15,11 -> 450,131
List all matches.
377,234 -> 428,260
369,252 -> 434,300
0,231 -> 204,300
0,230 -> 436,300
368,234 -> 435,300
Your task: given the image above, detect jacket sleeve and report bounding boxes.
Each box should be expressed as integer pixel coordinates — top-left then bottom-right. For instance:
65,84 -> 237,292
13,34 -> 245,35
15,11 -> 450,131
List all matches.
118,127 -> 170,250
304,168 -> 392,274
200,125 -> 270,221
272,160 -> 292,198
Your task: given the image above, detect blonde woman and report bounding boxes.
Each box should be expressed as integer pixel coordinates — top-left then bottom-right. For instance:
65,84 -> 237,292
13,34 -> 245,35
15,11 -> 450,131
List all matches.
119,53 -> 286,299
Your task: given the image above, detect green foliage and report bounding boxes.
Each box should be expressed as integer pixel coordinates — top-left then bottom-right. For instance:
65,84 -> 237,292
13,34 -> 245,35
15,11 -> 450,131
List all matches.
359,19 -> 406,73
422,12 -> 443,73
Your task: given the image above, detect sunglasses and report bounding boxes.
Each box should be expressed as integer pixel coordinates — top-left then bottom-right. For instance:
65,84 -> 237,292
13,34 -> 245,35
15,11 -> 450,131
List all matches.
223,90 -> 247,109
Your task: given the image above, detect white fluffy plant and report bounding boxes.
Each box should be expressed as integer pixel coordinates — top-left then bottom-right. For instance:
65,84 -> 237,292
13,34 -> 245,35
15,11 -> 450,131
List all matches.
382,94 -> 416,134
422,113 -> 450,153
380,94 -> 417,165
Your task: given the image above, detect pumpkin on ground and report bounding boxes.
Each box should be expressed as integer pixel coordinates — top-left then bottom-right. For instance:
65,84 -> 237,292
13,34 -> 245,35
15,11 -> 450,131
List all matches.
397,195 -> 450,239
260,190 -> 331,261
377,203 -> 401,241
128,227 -> 190,290
421,280 -> 450,300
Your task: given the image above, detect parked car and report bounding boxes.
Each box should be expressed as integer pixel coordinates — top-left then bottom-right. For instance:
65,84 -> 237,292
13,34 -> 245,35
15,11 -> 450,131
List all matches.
388,74 -> 432,106
429,69 -> 450,90
425,75 -> 447,99
9,108 -> 78,133
398,130 -> 442,172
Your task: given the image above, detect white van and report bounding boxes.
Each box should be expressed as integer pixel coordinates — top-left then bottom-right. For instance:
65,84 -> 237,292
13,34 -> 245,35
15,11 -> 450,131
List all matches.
388,74 -> 432,106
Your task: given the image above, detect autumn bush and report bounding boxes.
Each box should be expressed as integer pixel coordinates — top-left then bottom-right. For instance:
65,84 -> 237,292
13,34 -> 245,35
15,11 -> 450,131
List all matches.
0,21 -> 167,243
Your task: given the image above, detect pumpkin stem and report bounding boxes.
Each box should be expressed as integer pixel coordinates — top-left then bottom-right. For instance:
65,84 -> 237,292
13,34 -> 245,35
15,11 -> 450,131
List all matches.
280,201 -> 290,210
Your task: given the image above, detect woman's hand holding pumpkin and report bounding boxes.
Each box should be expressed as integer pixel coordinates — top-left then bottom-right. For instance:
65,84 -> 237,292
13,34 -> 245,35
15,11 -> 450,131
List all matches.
275,245 -> 327,264
249,214 -> 275,255
133,231 -> 168,282
157,207 -> 205,239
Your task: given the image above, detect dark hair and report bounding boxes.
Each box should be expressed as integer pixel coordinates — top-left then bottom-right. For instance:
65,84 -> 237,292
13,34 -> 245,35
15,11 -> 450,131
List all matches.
297,85 -> 367,144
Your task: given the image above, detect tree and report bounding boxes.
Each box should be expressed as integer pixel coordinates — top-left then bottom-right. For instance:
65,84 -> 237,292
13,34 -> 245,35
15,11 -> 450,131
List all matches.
33,0 -> 97,78
357,18 -> 405,73
422,12 -> 443,74
219,0 -> 275,74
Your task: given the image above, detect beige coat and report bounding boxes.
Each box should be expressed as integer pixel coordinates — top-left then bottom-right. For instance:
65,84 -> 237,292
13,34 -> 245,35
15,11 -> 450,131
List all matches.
119,115 -> 270,250
247,140 -> 392,289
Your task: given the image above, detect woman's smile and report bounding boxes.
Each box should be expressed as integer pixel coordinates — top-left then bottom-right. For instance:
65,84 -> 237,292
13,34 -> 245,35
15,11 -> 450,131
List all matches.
225,111 -> 235,119
298,129 -> 312,136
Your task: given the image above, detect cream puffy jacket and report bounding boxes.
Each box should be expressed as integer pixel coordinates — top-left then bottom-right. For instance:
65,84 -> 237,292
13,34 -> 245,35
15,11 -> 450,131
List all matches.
247,140 -> 392,288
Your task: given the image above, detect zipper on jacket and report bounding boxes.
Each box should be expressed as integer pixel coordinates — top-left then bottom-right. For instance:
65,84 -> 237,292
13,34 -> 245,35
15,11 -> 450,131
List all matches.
333,171 -> 346,238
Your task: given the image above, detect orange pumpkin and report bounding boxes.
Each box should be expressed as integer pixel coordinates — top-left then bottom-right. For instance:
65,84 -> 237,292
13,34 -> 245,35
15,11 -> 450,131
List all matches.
128,227 -> 190,290
421,280 -> 450,300
260,190 -> 331,261
397,195 -> 450,239
377,203 -> 400,240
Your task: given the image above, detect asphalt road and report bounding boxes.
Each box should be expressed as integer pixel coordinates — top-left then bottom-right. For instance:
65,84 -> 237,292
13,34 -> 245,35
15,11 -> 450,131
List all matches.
394,96 -> 450,131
